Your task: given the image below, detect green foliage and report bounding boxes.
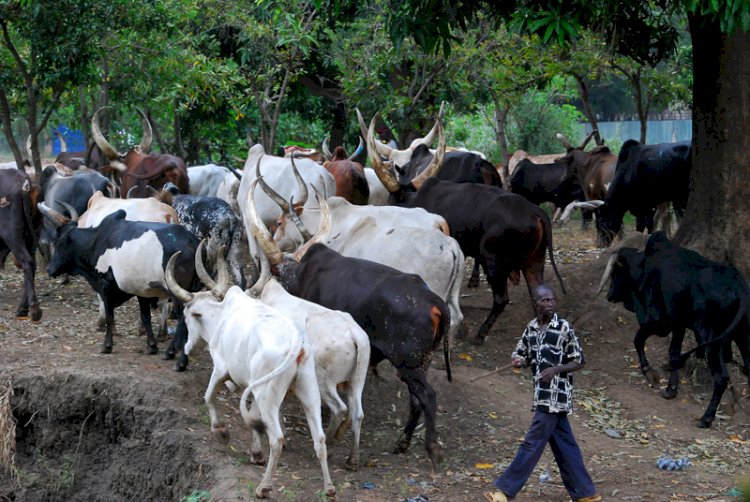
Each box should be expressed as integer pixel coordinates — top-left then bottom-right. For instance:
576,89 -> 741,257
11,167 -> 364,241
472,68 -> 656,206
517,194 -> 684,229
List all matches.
180,490 -> 211,502
507,89 -> 585,154
686,0 -> 750,33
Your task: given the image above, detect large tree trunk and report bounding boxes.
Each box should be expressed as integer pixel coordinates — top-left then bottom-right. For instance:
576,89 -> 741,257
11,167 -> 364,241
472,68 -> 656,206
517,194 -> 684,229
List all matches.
573,74 -> 603,146
676,14 -> 750,277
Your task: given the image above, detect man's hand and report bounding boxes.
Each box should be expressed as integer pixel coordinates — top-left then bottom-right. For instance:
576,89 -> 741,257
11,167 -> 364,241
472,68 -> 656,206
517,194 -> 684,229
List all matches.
511,355 -> 525,368
539,366 -> 558,383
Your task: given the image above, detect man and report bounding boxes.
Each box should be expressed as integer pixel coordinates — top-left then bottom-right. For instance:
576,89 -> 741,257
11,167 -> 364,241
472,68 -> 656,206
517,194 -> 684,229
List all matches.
489,284 -> 601,502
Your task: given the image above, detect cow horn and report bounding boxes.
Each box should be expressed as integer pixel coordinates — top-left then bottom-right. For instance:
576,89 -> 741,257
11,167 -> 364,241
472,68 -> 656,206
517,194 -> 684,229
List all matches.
580,129 -> 597,149
165,251 -> 194,303
586,199 -> 605,207
256,158 -> 289,213
321,136 -> 333,161
411,117 -> 445,189
194,240 -> 231,300
556,133 -> 573,151
58,201 -> 79,223
292,186 -> 331,262
289,155 -> 309,207
286,195 -> 313,242
247,176 -> 284,266
55,128 -> 67,152
356,108 -> 392,158
37,201 -> 70,227
91,107 -> 123,160
597,253 -> 618,295
418,101 -> 445,148
135,108 -> 153,153
347,137 -> 364,161
366,114 -> 400,193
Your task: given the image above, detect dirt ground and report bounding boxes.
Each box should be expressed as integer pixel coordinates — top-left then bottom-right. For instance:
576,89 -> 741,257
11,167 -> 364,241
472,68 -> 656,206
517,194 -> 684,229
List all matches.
0,222 -> 749,502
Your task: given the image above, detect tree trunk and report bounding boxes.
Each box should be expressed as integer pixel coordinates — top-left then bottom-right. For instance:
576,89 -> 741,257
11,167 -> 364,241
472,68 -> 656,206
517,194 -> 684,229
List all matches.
491,96 -> 511,189
0,90 -> 25,168
573,74 -> 603,146
675,14 -> 750,277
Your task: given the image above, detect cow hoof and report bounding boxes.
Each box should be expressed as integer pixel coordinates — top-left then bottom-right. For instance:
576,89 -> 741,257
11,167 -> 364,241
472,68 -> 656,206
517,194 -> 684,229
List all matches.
696,417 -> 713,429
162,351 -> 176,360
30,304 -> 42,322
345,457 -> 359,471
212,425 -> 230,444
255,485 -> 272,498
144,345 -> 158,355
250,452 -> 266,465
469,335 -> 485,346
427,443 -> 445,468
15,315 -> 30,321
173,361 -> 187,372
392,437 -> 411,455
467,278 -> 479,289
101,345 -> 113,354
643,368 -> 659,386
325,487 -> 337,500
661,387 -> 678,400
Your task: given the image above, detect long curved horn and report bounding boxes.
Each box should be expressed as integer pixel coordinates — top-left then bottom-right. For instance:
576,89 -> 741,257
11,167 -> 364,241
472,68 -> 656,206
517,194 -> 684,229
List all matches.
597,253 -> 618,295
55,128 -> 67,152
91,107 -> 122,160
58,201 -> 79,223
246,247 -> 271,297
135,108 -> 153,153
366,114 -> 400,193
556,132 -> 573,150
292,186 -> 331,262
356,108 -> 392,158
37,201 -> 70,227
411,118 -> 445,189
247,177 -> 284,266
289,156 -> 308,208
25,134 -> 32,163
286,196 -> 313,241
347,136 -> 364,161
194,240 -> 231,299
321,136 -> 332,161
585,199 -> 605,207
256,157 -> 289,213
580,129 -> 597,149
417,101 -> 445,148
166,251 -> 194,303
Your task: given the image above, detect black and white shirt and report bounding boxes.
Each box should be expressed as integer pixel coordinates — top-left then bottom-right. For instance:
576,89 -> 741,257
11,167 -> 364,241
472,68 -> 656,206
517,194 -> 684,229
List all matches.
512,313 -> 584,414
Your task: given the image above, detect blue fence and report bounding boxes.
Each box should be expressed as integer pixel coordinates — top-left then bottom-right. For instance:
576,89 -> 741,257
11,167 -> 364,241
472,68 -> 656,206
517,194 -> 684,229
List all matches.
583,120 -> 692,145
53,125 -> 85,154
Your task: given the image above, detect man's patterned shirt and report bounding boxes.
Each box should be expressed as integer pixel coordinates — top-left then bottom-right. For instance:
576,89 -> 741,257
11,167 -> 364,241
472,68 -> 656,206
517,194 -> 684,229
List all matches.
512,313 -> 584,414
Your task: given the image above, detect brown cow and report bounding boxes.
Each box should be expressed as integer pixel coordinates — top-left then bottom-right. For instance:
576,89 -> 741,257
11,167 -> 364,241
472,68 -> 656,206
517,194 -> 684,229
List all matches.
321,141 -> 369,205
91,107 -> 189,198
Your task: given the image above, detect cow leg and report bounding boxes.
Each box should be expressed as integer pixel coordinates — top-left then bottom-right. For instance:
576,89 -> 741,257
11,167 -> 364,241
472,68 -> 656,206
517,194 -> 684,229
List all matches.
344,382 -> 365,471
472,272 -> 510,345
633,327 -> 659,386
137,297 -> 159,355
581,208 -> 593,229
240,384 -> 286,498
293,364 -> 336,498
467,258 -> 482,289
165,315 -> 189,371
320,381 -> 348,447
394,368 -> 443,468
697,345 -> 730,428
204,364 -> 231,443
11,244 -> 41,322
662,328 -> 686,399
101,297 -> 116,354
157,298 -> 172,341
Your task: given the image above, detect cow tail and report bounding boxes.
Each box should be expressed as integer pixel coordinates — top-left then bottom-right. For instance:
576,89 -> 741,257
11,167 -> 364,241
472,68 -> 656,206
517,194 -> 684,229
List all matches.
543,214 -> 566,294
432,304 -> 452,383
246,328 -> 304,392
676,290 -> 749,368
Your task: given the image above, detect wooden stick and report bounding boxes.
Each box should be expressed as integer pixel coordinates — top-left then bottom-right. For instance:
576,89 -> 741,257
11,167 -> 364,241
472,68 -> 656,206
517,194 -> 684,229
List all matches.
470,362 -> 516,382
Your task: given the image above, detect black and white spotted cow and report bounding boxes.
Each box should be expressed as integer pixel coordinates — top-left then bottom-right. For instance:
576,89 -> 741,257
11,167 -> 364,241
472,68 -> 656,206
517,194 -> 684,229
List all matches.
38,205 -> 200,369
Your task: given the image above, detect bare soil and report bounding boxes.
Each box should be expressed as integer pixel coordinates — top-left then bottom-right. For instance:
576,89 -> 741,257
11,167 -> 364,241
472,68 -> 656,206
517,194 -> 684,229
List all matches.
0,223 -> 748,502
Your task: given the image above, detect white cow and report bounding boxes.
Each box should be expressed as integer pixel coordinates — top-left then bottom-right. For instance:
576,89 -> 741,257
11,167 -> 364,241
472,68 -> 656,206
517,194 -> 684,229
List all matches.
186,164 -> 242,214
250,276 -> 370,470
168,255 -> 336,500
238,144 -> 336,231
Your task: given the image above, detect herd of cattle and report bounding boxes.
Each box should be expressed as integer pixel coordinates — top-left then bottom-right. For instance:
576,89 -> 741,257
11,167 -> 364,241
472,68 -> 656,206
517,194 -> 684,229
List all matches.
1,106 -> 748,498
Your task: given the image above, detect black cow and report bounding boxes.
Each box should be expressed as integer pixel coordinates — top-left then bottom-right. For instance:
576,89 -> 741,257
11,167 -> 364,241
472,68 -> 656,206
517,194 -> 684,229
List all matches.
599,232 -> 750,428
0,168 -> 42,321
596,139 -> 691,247
38,206 -> 200,369
248,183 -> 451,467
367,118 -> 565,344
399,144 -> 502,187
37,166 -> 112,263
509,158 -> 588,224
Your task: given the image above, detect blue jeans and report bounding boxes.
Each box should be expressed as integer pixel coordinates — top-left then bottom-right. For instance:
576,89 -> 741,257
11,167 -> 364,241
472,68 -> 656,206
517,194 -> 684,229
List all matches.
493,410 -> 597,499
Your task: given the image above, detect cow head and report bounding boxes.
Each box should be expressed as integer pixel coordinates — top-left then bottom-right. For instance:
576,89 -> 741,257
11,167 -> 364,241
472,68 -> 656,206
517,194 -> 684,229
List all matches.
598,247 -> 644,312
37,201 -> 92,278
321,136 -> 364,163
91,106 -> 153,171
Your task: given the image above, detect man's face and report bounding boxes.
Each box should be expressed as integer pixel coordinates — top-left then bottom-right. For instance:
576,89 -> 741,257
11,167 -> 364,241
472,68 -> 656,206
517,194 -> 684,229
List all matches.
534,289 -> 557,320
